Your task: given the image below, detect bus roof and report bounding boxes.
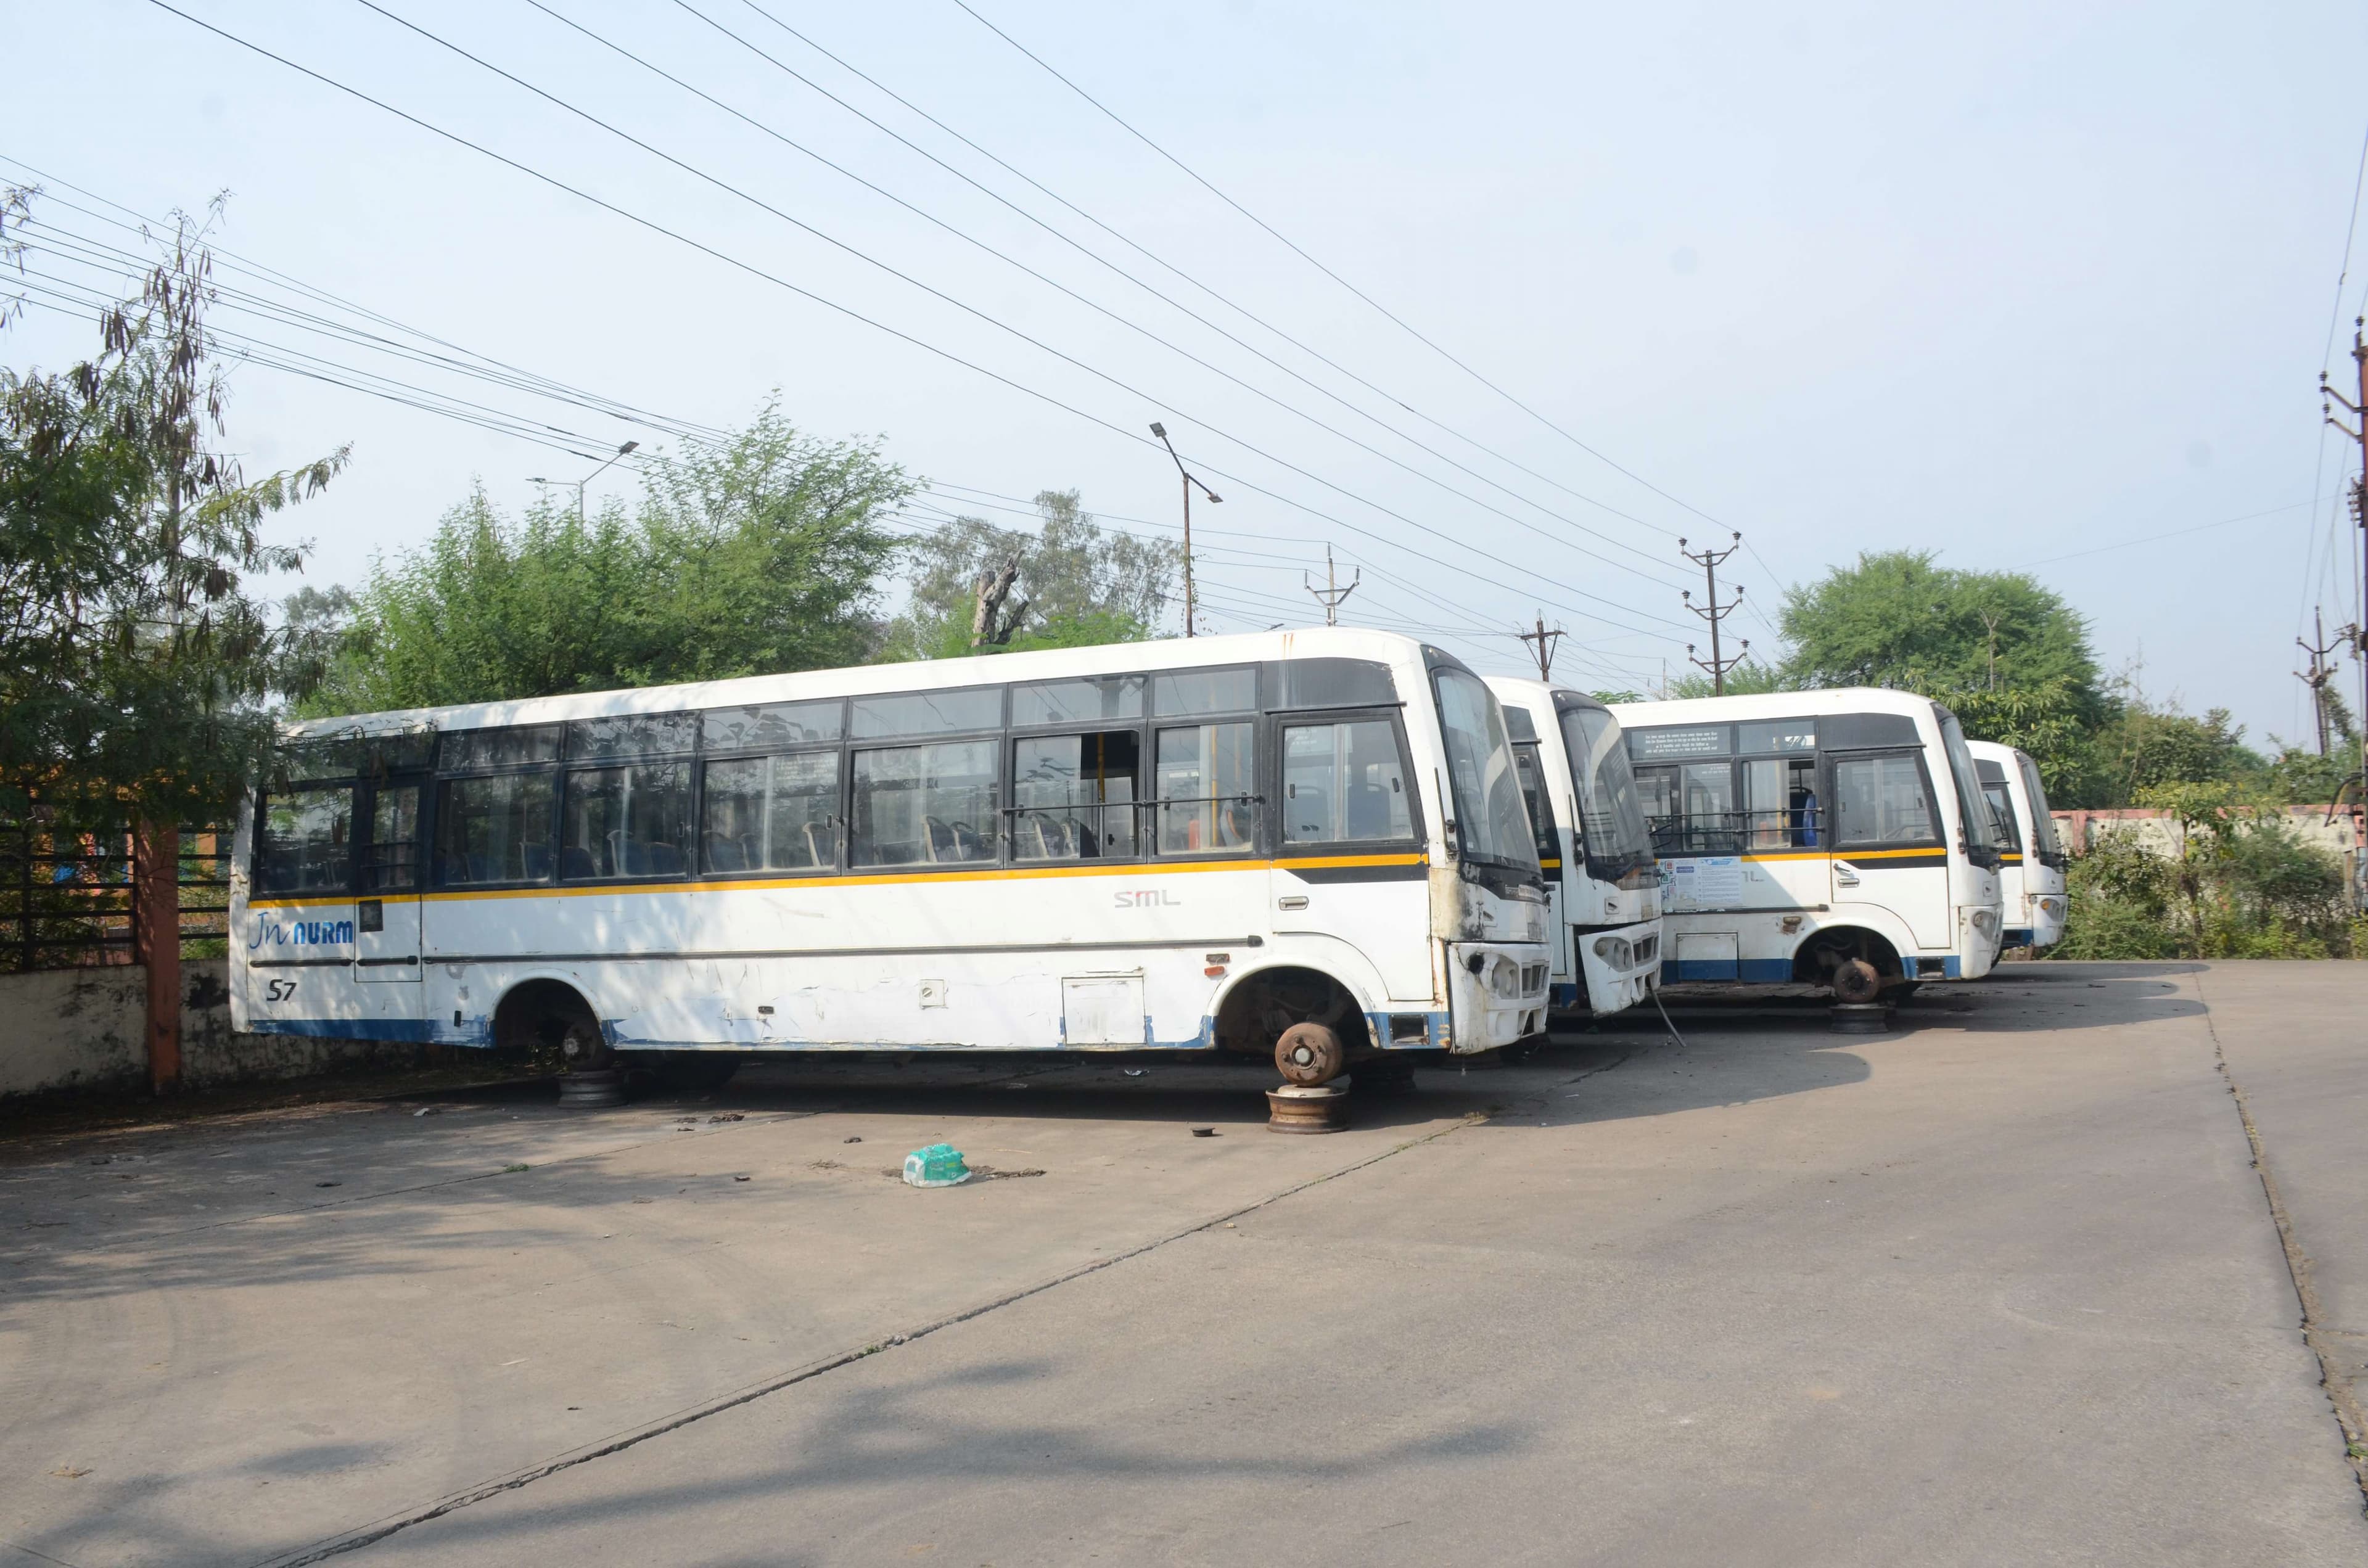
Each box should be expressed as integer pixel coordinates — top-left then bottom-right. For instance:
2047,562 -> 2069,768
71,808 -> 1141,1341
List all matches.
282,625 -> 1449,739
1482,675 -> 1611,715
1607,687 -> 1943,726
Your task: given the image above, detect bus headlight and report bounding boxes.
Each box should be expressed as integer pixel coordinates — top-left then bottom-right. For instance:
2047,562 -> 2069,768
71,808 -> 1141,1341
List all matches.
1970,909 -> 1999,937
1592,935 -> 1633,971
2038,897 -> 2064,917
1486,955 -> 1523,999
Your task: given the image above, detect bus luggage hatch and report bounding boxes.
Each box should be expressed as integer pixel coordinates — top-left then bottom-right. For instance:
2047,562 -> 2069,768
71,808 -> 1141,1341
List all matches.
1062,974 -> 1146,1046
1671,931 -> 1739,982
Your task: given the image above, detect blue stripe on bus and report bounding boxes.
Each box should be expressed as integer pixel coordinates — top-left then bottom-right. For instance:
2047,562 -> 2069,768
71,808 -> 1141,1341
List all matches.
1659,958 -> 1792,983
253,1017 -> 440,1043
2002,927 -> 2034,948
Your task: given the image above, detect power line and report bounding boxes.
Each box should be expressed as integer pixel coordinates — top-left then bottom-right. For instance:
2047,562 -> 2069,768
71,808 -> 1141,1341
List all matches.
715,0 -> 1698,555
2,156 -> 738,451
952,0 -> 1725,537
2013,499 -> 2316,570
138,0 -> 1693,646
425,0 -> 1688,591
19,163 -> 1600,663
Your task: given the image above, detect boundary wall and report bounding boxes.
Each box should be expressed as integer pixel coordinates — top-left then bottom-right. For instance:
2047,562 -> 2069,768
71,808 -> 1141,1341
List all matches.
0,958 -> 411,1100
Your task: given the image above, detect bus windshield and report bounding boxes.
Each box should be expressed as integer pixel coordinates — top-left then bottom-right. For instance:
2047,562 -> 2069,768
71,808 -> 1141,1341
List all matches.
1558,705 -> 1655,881
1432,668 -> 1540,872
1936,712 -> 1998,856
2017,753 -> 2065,863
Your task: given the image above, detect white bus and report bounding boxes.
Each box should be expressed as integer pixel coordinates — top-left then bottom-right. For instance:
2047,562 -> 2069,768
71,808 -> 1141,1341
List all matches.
229,629 -> 1552,1090
1484,678 -> 1663,1017
1607,689 -> 2005,1001
1967,739 -> 2068,953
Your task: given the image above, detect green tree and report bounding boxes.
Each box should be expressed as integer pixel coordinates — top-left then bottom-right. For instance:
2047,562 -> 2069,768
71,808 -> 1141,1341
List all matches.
2092,697 -> 2263,802
884,489 -> 1178,660
313,406 -> 907,711
1779,551 -> 2105,714
1918,679 -> 2097,805
1,191 -> 344,824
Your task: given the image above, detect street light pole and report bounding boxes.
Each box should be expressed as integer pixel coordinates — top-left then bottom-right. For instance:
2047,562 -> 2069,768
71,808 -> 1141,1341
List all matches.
529,439 -> 640,525
1149,422 -> 1219,637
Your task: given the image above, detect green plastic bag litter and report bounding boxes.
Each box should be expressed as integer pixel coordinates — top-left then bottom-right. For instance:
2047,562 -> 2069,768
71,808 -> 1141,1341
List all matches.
902,1143 -> 970,1188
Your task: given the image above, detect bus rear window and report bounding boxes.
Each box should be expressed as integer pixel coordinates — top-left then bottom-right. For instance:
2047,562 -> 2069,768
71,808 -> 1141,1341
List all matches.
256,787 -> 355,895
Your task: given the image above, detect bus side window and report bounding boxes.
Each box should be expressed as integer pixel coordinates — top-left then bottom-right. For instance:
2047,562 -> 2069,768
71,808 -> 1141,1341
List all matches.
1982,783 -> 2021,852
849,741 -> 1000,868
1013,731 -> 1139,861
1678,762 -> 1738,855
1281,718 -> 1412,846
563,762 -> 693,880
1743,758 -> 1820,850
702,751 -> 839,873
1508,741 -> 1555,863
1634,766 -> 1677,853
1154,722 -> 1256,854
435,773 -> 556,885
1831,755 -> 1936,846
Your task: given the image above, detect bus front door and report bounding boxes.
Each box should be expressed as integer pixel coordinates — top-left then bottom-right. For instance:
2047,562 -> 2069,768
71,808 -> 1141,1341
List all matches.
1827,751 -> 1951,950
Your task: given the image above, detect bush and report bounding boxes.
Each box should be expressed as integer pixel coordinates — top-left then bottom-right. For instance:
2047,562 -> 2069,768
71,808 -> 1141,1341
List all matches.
2049,814 -> 2363,960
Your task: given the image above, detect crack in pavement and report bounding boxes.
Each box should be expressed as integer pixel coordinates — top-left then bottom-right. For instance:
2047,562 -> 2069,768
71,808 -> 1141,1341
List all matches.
2193,967 -> 2368,1514
247,1103 -> 1500,1566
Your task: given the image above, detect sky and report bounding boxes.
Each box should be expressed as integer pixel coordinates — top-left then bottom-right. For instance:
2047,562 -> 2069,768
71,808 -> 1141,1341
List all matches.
7,0 -> 2367,747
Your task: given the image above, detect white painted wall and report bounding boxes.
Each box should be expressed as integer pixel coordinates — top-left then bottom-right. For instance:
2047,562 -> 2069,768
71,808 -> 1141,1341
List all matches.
0,959 -> 413,1100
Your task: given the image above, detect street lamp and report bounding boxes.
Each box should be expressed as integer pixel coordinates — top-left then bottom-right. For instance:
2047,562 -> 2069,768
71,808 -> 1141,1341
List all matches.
530,440 -> 640,524
1149,422 -> 1219,638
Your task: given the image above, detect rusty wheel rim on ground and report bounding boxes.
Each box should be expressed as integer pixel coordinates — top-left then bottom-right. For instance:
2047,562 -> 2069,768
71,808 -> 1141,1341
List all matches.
1267,1084 -> 1349,1133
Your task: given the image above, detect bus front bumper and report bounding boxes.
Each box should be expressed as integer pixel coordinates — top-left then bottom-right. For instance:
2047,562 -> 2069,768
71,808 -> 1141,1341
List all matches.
1446,941 -> 1553,1051
1566,921 -> 1661,1017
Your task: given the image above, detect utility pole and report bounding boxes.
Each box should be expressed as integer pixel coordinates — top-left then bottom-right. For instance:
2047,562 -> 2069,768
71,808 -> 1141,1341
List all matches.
1679,532 -> 1749,694
1150,422 -> 1220,637
2319,324 -> 2368,844
528,439 -> 639,524
1302,546 -> 1360,626
1517,611 -> 1565,681
2297,607 -> 2339,756
1980,610 -> 2004,692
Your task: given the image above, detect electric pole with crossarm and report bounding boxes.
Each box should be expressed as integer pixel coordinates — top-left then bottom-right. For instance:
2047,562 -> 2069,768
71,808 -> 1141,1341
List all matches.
1680,533 -> 1749,694
1517,612 -> 1566,681
2319,326 -> 2368,871
1303,546 -> 1360,626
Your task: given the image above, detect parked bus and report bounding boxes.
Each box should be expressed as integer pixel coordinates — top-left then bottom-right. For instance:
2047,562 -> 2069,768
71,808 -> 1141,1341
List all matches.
1606,689 -> 2005,1001
229,629 -> 1551,1090
1967,739 -> 2067,953
1484,678 -> 1662,1017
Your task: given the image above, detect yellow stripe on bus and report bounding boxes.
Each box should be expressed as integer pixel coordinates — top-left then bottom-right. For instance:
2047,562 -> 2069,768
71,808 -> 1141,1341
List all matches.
1731,847 -> 1946,863
249,852 -> 1430,909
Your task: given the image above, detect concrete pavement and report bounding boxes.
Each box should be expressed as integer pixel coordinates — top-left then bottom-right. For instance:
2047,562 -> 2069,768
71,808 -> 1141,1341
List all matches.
2,962 -> 2361,1566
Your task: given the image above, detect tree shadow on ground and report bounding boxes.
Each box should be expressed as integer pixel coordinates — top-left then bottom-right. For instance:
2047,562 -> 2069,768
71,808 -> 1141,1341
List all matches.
345,1353 -> 1527,1566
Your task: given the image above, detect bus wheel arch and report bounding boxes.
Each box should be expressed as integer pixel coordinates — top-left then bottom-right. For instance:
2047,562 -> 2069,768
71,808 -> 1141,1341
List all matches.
493,979 -> 610,1070
1212,964 -> 1376,1076
1791,927 -> 1903,996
